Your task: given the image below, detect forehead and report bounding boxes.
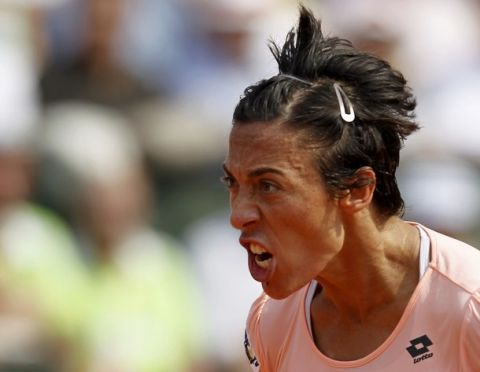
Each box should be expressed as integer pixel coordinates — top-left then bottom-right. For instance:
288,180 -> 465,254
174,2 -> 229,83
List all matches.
226,122 -> 316,174
230,121 -> 299,148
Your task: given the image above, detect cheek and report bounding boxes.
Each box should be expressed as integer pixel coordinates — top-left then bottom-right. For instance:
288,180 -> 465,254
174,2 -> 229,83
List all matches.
266,247 -> 323,299
263,200 -> 342,298
278,206 -> 343,267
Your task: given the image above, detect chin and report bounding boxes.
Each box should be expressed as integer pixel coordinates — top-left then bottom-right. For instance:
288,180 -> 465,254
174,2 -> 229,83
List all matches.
263,281 -> 301,300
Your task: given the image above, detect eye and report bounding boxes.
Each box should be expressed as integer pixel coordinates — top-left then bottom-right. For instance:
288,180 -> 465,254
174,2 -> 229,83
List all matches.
258,180 -> 278,193
220,175 -> 236,189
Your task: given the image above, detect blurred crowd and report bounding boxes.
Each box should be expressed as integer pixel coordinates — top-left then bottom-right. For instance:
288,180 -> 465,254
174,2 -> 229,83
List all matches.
0,0 -> 479,371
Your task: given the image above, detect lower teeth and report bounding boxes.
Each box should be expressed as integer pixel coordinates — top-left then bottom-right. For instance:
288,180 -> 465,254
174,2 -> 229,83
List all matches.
255,256 -> 271,269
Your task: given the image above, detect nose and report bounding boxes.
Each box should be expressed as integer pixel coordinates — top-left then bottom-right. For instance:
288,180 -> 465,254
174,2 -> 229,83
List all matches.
229,192 -> 260,230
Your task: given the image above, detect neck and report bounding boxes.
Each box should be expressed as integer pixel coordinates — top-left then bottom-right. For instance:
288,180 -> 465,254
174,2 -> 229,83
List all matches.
315,215 -> 420,322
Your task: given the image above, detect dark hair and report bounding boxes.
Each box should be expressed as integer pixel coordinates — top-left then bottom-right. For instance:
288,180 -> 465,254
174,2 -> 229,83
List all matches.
233,6 -> 419,217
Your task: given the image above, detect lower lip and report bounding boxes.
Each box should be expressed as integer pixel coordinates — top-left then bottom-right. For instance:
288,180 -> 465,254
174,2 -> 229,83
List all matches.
248,251 -> 271,282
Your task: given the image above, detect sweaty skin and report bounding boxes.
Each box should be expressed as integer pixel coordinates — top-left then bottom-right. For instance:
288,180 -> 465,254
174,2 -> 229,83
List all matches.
225,121 -> 343,300
225,121 -> 422,359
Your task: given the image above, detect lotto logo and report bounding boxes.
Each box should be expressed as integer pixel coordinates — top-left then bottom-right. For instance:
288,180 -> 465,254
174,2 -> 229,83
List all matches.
244,330 -> 260,370
406,334 -> 434,364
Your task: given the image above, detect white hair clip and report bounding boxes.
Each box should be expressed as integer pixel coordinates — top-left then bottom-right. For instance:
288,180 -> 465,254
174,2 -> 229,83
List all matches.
333,83 -> 355,123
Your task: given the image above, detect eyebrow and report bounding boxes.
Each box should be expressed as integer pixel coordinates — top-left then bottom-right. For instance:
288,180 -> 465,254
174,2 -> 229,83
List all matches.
248,167 -> 284,178
222,164 -> 285,178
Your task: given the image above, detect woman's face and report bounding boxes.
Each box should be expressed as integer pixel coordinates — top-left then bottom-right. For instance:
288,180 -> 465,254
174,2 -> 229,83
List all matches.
224,122 -> 345,299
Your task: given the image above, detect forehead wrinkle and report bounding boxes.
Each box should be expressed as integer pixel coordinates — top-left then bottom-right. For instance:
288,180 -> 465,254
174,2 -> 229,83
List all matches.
227,122 -> 319,178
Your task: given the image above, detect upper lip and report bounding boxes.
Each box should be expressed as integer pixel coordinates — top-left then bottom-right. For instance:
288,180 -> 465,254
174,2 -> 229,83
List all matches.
239,237 -> 270,254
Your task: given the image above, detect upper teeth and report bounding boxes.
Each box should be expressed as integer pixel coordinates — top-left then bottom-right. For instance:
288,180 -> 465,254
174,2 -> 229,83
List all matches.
250,243 -> 267,255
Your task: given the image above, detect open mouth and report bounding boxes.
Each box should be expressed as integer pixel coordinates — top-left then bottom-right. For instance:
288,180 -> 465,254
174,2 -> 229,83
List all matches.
250,243 -> 273,269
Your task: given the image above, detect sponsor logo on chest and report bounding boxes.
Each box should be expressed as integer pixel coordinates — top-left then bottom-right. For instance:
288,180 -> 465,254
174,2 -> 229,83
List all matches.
406,334 -> 434,364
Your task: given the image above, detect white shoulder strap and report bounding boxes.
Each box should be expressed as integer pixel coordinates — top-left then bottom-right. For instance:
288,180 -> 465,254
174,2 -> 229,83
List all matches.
417,226 -> 431,279
305,281 -> 318,337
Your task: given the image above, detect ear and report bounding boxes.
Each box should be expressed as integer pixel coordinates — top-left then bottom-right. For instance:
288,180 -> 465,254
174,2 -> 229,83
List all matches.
338,167 -> 376,213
